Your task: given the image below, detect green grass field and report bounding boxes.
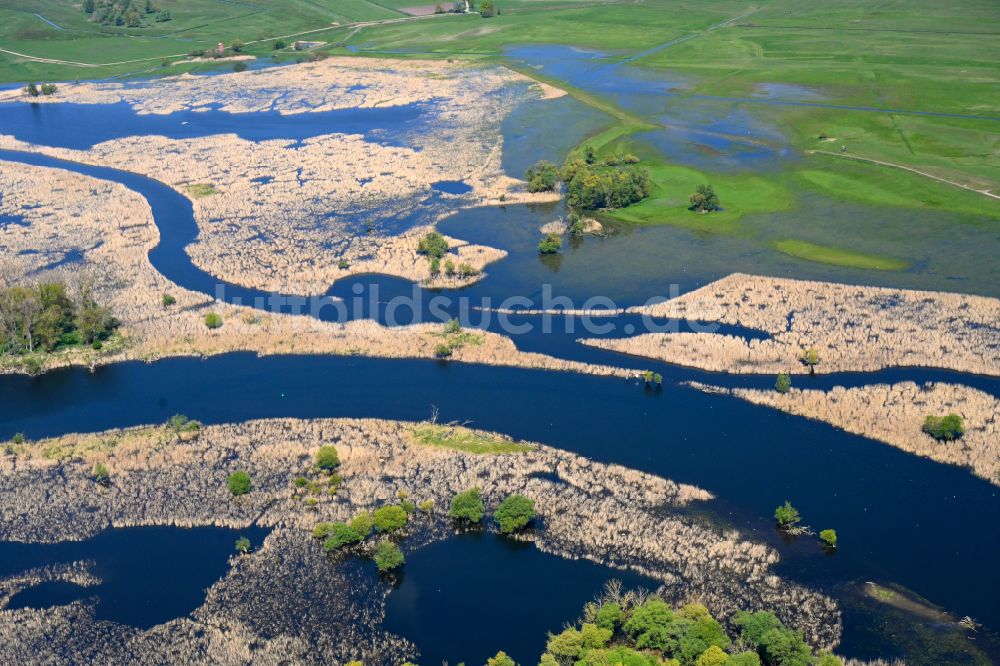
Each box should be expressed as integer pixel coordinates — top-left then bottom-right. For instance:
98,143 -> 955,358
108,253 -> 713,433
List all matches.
773,239 -> 910,271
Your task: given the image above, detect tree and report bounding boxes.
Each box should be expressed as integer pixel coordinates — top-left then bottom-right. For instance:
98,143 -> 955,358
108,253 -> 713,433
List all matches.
732,610 -> 783,648
922,413 -> 964,441
584,145 -> 596,165
525,160 -> 559,192
819,529 -> 837,548
487,651 -> 516,666
727,653 -> 762,666
800,348 -> 820,370
434,343 -> 453,358
315,445 -> 340,471
204,312 -> 223,329
373,505 -> 409,532
92,461 -> 110,485
538,232 -> 562,255
373,541 -> 405,571
688,184 -> 720,212
231,39 -> 244,52
816,652 -> 843,666
774,501 -> 800,529
448,487 -> 484,523
624,598 -> 677,652
594,602 -> 624,631
167,414 -> 201,435
227,471 -> 252,496
312,522 -> 335,539
775,373 -> 791,394
495,493 -> 536,533
479,0 -> 497,17
323,522 -> 363,550
696,646 -> 729,666
25,83 -> 40,97
273,39 -> 287,50
235,537 -> 251,554
417,231 -> 449,259
350,511 -> 375,537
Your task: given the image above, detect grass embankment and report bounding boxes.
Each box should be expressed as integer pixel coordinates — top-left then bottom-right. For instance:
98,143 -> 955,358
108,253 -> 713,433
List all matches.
409,422 -> 534,454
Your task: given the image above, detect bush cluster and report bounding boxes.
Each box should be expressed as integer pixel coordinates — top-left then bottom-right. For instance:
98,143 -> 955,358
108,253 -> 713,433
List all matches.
922,413 -> 964,441
0,280 -> 117,356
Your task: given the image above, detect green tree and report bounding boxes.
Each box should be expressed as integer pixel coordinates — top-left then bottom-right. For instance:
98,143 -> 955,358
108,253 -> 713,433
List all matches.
92,461 -> 110,485
25,82 -> 40,97
727,653 -> 762,666
774,501 -> 800,529
819,529 -> 837,548
315,445 -> 340,471
922,413 -> 964,441
312,522 -> 334,539
623,598 -> 678,652
538,232 -> 562,255
235,536 -> 251,554
696,646 -> 729,666
524,160 -> 559,192
417,231 -> 449,259
774,373 -> 791,394
273,39 -> 287,49
434,342 -> 453,358
688,184 -> 720,212
732,610 -> 783,647
204,312 -> 223,329
494,493 -> 536,533
373,541 -> 405,571
594,602 -> 624,631
800,348 -> 820,369
373,505 -> 409,532
584,145 -> 596,164
350,511 -> 375,537
227,470 -> 252,496
816,652 -> 843,666
486,651 -> 516,666
323,522 -> 363,550
448,487 -> 485,523
479,0 -> 496,17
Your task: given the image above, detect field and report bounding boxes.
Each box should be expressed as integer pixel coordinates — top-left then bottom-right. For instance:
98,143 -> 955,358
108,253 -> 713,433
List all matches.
1,0 -> 998,274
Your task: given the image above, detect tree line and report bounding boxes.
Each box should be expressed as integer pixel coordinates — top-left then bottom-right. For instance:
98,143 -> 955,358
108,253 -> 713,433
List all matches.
0,279 -> 117,356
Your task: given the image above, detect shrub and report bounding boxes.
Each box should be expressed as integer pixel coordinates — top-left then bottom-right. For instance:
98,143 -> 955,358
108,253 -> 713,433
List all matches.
373,541 -> 405,571
227,471 -> 252,496
525,160 -> 559,192
495,493 -> 536,533
312,522 -> 335,539
40,83 -> 57,96
444,258 -> 456,276
231,39 -> 244,52
350,511 -> 375,537
315,445 -> 340,471
429,256 -> 441,276
774,500 -> 800,528
434,343 -> 453,358
400,498 -> 416,514
688,184 -> 720,212
417,231 -> 449,259
11,433 -> 25,445
161,293 -> 176,307
167,414 -> 201,434
273,39 -> 286,50
338,259 -> 350,269
448,487 -> 484,523
538,232 -> 562,255
418,499 -> 435,513
25,82 -> 39,97
922,413 -> 964,441
235,537 -> 251,554
816,652 -> 844,666
486,652 -> 516,666
800,348 -> 820,368
819,529 -> 837,548
294,477 -> 308,488
92,462 -> 110,484
323,522 -> 363,550
373,505 -> 408,533
775,373 -> 792,394
204,312 -> 223,329
478,0 -> 496,17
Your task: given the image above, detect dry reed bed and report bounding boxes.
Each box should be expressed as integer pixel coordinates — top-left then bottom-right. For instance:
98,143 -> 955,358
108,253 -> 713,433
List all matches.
0,417 -> 840,660
0,159 -> 627,379
0,58 -> 560,294
690,381 -> 1000,485
585,273 -> 1000,376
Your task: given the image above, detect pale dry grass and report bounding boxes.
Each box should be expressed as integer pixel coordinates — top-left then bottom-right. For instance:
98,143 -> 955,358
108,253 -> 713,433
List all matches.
586,273 -> 1000,376
0,58 -> 560,295
0,417 -> 840,657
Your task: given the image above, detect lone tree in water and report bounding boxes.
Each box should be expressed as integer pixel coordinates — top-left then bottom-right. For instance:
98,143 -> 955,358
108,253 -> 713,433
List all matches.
538,232 -> 562,255
235,537 -> 251,554
775,373 -> 792,394
689,184 -> 720,212
819,529 -> 837,549
922,413 -> 964,441
373,541 -> 405,571
774,500 -> 801,529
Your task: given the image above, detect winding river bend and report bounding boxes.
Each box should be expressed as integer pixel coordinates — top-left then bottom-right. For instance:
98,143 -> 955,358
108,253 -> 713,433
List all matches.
2,92 -> 999,662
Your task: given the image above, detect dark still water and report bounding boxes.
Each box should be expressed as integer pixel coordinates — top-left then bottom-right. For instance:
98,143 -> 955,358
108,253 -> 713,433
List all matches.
385,531 -> 653,665
1,353 -> 997,657
0,525 -> 268,628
